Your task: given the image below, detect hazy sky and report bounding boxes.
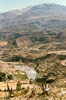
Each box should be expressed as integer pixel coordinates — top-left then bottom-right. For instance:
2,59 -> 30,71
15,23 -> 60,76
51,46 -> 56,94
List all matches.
0,0 -> 66,12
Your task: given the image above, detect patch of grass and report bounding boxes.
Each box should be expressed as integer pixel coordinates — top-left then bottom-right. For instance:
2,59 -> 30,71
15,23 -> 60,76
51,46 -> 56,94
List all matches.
14,71 -> 28,80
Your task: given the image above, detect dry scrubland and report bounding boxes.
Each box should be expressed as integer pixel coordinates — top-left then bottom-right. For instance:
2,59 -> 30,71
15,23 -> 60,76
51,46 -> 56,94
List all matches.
0,3 -> 66,100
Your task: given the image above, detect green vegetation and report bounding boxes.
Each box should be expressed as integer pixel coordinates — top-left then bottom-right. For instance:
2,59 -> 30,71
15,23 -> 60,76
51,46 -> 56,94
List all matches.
0,72 -> 13,82
7,74 -> 13,80
16,81 -> 21,91
0,72 -> 6,81
34,62 -> 39,72
14,71 -> 28,80
12,40 -> 17,47
7,83 -> 14,98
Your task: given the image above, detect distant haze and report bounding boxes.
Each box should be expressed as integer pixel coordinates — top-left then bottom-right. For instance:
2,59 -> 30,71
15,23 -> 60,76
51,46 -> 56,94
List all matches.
0,0 -> 66,12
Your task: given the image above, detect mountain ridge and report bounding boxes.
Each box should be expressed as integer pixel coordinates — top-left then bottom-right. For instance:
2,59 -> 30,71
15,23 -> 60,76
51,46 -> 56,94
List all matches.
0,3 -> 66,59
0,3 -> 66,99
0,3 -> 66,14
0,3 -> 66,31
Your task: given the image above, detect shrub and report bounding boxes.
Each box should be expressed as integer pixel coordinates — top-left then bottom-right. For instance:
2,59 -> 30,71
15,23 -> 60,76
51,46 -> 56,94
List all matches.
7,74 -> 13,80
16,81 -> 21,91
0,72 -> 6,81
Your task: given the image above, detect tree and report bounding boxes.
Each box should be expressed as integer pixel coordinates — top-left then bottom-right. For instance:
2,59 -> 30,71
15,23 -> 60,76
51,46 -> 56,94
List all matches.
7,84 -> 13,98
0,72 -> 6,81
7,74 -> 13,80
16,81 -> 21,91
7,83 -> 10,91
35,62 -> 39,69
36,73 -> 54,95
9,87 -> 13,97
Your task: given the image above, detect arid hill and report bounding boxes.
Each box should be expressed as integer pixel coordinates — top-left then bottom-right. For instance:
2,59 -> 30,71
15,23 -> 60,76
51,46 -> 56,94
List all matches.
0,3 -> 66,100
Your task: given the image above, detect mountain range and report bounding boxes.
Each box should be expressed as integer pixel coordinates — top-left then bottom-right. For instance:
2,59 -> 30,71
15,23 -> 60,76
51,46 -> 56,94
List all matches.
0,3 -> 66,60
0,3 -> 66,99
0,3 -> 66,30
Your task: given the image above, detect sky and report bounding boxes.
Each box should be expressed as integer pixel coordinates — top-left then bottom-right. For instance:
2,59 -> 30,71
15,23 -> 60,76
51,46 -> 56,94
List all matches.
0,0 -> 66,13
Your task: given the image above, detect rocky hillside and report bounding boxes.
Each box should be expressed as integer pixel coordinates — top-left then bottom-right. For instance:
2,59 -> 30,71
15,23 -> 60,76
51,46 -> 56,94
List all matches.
0,3 -> 66,100
0,4 -> 66,30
